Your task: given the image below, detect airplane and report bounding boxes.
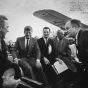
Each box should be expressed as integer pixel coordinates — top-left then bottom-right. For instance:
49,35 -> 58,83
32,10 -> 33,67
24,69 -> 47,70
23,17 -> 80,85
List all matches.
33,9 -> 88,30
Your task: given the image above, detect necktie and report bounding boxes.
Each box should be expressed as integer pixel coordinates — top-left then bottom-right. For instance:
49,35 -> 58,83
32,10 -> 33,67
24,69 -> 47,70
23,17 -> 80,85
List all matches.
45,38 -> 48,46
26,39 -> 29,54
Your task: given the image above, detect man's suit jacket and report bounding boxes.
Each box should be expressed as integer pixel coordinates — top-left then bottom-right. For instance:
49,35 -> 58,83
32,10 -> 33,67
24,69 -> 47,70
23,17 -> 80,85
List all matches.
53,37 -> 77,72
0,40 -> 11,87
37,37 -> 57,64
53,37 -> 71,57
12,36 -> 40,61
77,29 -> 88,66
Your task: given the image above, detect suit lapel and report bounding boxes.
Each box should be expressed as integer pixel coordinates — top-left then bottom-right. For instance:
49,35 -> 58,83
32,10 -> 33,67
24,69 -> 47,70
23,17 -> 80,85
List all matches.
41,37 -> 47,47
77,29 -> 82,46
28,37 -> 33,53
0,50 -> 5,60
0,40 -> 7,62
21,37 -> 26,51
54,37 -> 59,47
57,38 -> 64,52
47,38 -> 51,46
58,39 -> 64,47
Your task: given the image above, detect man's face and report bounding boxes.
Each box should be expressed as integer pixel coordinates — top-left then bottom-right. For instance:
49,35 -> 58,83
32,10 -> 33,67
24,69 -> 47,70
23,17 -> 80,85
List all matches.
43,28 -> 50,38
65,21 -> 77,38
57,30 -> 64,40
24,30 -> 32,39
1,20 -> 9,38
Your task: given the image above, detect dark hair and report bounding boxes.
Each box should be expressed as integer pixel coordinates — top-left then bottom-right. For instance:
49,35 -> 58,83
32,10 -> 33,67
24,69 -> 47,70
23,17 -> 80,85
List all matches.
43,27 -> 50,32
0,15 -> 8,28
24,25 -> 33,33
70,19 -> 81,28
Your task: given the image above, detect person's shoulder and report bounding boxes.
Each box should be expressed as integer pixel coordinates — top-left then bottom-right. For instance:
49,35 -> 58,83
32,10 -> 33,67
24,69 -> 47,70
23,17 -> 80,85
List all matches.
82,28 -> 88,32
48,38 -> 54,43
37,37 -> 43,41
17,36 -> 24,40
31,37 -> 38,42
81,28 -> 88,35
52,37 -> 56,41
80,28 -> 88,39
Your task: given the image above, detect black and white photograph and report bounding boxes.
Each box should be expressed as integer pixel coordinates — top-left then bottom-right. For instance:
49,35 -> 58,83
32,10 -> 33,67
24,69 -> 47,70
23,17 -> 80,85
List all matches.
0,0 -> 88,88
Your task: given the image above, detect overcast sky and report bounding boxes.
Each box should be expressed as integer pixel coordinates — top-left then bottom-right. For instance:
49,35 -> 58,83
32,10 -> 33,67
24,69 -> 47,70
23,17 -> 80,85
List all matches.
0,0 -> 88,42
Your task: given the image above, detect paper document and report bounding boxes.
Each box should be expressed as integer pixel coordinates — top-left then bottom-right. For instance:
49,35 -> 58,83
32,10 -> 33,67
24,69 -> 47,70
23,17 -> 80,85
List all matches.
53,60 -> 68,74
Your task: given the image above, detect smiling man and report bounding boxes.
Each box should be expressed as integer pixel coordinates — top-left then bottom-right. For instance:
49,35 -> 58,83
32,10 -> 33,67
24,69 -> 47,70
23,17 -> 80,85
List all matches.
11,25 -> 47,84
65,19 -> 88,85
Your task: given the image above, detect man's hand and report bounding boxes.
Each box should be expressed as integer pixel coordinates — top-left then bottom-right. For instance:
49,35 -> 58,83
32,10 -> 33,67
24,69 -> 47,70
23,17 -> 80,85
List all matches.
55,58 -> 62,65
8,55 -> 13,62
14,58 -> 20,64
43,57 -> 50,65
3,76 -> 21,88
36,59 -> 41,68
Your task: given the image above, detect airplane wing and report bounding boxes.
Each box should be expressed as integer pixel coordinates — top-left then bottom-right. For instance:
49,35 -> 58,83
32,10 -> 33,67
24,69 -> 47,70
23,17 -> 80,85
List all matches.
33,9 -> 88,29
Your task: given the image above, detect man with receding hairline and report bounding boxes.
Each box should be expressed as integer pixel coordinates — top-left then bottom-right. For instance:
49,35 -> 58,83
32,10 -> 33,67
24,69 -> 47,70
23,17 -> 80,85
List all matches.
12,25 -> 47,83
65,19 -> 88,86
0,15 -> 21,88
37,27 -> 60,88
53,29 -> 77,73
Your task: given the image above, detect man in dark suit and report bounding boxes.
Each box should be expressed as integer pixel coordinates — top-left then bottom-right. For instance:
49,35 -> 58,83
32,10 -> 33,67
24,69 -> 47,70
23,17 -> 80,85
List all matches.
53,29 -> 77,73
37,27 -> 60,88
65,19 -> 88,87
53,29 -> 80,87
0,15 -> 20,88
12,25 -> 47,83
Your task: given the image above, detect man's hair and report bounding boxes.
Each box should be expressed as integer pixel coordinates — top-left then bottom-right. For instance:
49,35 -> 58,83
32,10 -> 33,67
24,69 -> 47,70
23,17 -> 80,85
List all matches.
0,15 -> 8,28
24,25 -> 33,33
70,19 -> 82,28
43,27 -> 50,32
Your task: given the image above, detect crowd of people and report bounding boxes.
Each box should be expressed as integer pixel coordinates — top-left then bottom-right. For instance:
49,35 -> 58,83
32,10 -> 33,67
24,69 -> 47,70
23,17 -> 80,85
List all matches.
0,14 -> 88,88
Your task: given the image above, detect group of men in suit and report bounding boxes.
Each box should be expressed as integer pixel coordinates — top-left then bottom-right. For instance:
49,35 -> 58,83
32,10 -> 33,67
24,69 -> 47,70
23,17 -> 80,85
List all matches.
65,19 -> 88,88
0,13 -> 88,88
65,19 -> 88,75
11,26 -> 60,88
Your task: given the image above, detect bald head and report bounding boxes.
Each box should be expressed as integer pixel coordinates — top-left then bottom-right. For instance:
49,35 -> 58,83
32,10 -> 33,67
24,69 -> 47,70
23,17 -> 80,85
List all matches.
57,30 -> 64,40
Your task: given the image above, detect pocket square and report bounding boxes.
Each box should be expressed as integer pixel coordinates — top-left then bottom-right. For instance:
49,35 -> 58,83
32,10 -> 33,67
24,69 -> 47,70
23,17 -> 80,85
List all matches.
48,44 -> 52,54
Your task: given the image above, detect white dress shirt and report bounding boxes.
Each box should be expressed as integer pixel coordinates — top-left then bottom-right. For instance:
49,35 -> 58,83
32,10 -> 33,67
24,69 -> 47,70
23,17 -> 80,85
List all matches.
43,37 -> 48,44
25,38 -> 30,48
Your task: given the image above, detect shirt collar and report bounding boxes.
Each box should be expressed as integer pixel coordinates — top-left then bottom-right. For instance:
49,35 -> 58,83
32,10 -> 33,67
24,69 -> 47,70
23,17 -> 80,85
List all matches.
43,37 -> 49,41
75,28 -> 81,40
25,37 -> 30,41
